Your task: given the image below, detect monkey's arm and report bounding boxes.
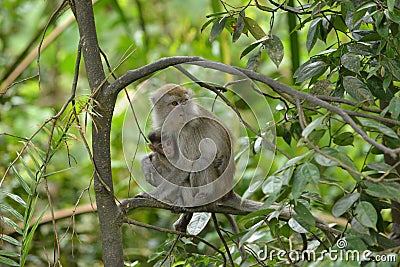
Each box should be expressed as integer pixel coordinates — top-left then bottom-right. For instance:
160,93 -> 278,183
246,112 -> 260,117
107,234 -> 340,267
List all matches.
141,153 -> 162,187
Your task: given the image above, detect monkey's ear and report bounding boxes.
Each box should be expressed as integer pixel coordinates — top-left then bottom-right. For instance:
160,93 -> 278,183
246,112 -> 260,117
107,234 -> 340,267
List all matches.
150,84 -> 180,104
148,143 -> 156,152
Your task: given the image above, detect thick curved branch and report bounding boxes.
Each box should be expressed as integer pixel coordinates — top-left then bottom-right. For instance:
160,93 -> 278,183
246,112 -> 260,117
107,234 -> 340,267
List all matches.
120,193 -> 340,244
234,67 -> 400,157
107,56 -> 204,96
108,56 -> 399,156
183,59 -> 400,156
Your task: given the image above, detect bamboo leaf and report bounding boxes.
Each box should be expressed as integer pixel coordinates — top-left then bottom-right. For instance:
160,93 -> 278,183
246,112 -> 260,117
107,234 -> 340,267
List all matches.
12,166 -> 31,195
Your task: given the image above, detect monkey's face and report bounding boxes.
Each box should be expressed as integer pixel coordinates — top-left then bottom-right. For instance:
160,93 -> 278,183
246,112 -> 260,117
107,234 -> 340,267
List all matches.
150,84 -> 197,128
158,92 -> 194,125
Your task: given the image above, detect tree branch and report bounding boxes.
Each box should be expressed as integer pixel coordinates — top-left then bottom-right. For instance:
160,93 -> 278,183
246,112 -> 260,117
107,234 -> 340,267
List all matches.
110,56 -> 399,156
107,56 -> 204,96
120,193 -> 340,244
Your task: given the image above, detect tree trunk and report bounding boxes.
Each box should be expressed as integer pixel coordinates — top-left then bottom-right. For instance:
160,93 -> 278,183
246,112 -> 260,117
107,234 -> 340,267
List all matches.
73,0 -> 124,265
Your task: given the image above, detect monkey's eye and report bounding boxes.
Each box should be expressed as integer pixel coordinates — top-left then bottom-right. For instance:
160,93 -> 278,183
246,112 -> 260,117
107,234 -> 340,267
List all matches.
171,101 -> 179,106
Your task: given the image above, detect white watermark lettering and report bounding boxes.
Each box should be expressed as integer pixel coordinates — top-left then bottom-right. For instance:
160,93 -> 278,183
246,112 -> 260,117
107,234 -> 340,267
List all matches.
255,238 -> 398,263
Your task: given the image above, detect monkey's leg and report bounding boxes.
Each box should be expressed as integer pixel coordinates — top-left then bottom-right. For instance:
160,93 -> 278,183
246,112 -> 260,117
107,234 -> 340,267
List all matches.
173,213 -> 193,233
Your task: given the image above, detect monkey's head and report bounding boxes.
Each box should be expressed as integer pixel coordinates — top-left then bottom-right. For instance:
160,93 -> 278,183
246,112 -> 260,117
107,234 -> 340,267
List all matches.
150,84 -> 196,128
147,128 -> 176,158
147,129 -> 163,154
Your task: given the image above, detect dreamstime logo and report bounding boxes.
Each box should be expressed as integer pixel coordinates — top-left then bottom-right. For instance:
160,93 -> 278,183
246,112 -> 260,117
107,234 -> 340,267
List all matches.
121,65 -> 276,207
256,238 -> 398,263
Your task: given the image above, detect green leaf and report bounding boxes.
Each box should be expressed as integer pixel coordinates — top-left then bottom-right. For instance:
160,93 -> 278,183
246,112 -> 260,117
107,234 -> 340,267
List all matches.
0,203 -> 24,222
243,17 -> 266,40
332,193 -> 360,217
288,218 -> 308,233
292,165 -> 309,199
12,166 -> 31,195
333,132 -> 354,146
348,43 -> 374,56
275,151 -> 311,174
358,118 -> 399,139
232,11 -> 245,42
294,202 -> 315,226
187,213 -> 211,235
351,217 -> 369,235
385,9 -> 400,24
355,201 -> 377,228
242,179 -> 262,199
262,193 -> 280,209
306,18 -> 321,52
264,35 -> 284,67
0,251 -> 19,259
308,129 -> 326,144
366,75 -> 394,102
0,256 -> 19,267
314,147 -> 339,167
19,157 -> 36,182
201,18 -> 217,33
294,60 -> 327,83
209,17 -> 227,42
383,58 -> 400,80
337,152 -> 360,181
240,40 -> 262,59
387,97 -> 400,119
299,163 -> 320,186
262,176 -> 282,194
366,162 -> 393,172
365,182 -> 400,202
246,50 -> 261,71
342,76 -> 374,105
21,205 -> 48,266
302,115 -> 327,138
240,220 -> 265,244
2,191 -> 26,208
0,235 -> 21,246
310,79 -> 332,95
388,0 -> 395,11
2,217 -> 22,235
341,53 -> 360,73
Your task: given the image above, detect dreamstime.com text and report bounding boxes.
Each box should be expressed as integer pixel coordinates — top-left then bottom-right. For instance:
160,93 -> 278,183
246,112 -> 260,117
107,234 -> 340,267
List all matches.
256,238 -> 398,263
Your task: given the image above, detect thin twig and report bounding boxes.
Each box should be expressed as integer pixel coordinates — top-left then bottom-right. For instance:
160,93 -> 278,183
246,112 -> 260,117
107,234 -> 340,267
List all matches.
212,213 -> 234,266
123,217 -> 227,265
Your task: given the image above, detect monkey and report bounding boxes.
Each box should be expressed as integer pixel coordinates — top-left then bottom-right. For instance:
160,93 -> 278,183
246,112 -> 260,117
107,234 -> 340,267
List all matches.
145,84 -> 249,258
149,83 -> 235,207
141,128 -> 197,207
143,128 -> 246,258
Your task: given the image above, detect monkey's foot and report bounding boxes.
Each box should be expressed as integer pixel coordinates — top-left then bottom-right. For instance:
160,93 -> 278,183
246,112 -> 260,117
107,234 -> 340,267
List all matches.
170,205 -> 191,213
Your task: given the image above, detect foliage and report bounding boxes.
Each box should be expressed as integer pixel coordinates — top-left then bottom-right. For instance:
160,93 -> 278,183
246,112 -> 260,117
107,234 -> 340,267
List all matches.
0,0 -> 400,266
